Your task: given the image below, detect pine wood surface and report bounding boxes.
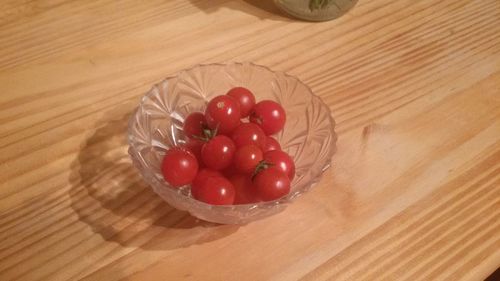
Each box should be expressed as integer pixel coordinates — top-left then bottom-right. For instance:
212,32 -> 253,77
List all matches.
0,0 -> 499,280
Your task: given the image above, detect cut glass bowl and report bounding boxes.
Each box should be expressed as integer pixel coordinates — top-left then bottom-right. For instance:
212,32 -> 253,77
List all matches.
128,62 -> 337,224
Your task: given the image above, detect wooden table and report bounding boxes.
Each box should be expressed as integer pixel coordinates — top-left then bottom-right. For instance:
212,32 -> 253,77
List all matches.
1,0 -> 499,280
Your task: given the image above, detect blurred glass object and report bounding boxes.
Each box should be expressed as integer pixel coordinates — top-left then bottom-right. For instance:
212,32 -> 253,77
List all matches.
275,0 -> 358,21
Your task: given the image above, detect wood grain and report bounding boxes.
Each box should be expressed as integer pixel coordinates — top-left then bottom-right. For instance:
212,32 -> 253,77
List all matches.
0,0 -> 499,280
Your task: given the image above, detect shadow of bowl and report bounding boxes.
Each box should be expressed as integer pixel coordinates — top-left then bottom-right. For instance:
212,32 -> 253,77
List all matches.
68,101 -> 239,250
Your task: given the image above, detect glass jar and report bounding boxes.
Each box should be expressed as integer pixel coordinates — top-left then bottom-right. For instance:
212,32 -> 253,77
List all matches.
275,0 -> 358,21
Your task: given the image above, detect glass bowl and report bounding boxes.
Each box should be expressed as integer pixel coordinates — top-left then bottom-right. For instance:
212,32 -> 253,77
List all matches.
128,62 -> 337,224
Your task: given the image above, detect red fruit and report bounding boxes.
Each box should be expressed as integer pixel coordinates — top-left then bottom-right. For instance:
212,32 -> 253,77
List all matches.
191,175 -> 235,205
191,168 -> 222,192
264,136 -> 281,152
226,87 -> 256,118
205,95 -> 241,135
231,123 -> 266,150
201,135 -> 236,170
254,168 -> 290,201
161,148 -> 199,187
250,100 -> 286,135
229,174 -> 259,204
183,112 -> 207,138
221,165 -> 238,178
183,138 -> 204,164
233,145 -> 263,174
264,150 -> 295,180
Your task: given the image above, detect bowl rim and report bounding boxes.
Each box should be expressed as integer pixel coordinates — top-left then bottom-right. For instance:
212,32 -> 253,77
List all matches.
127,61 -> 337,211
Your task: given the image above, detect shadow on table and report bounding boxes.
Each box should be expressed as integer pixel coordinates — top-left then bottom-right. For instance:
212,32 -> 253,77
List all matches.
187,0 -> 291,21
68,100 -> 239,250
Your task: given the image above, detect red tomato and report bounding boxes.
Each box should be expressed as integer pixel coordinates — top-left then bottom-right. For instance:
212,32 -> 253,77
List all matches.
231,123 -> 267,150
229,174 -> 259,204
264,136 -> 281,152
233,145 -> 263,174
250,100 -> 286,135
264,150 -> 295,180
183,112 -> 207,138
191,175 -> 235,205
201,135 -> 236,170
161,148 -> 199,187
254,168 -> 290,201
226,87 -> 256,118
205,95 -> 241,135
221,165 -> 238,178
183,138 -> 204,165
191,168 -> 222,191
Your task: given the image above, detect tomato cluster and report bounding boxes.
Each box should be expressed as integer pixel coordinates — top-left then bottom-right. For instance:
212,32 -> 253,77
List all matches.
161,87 -> 295,205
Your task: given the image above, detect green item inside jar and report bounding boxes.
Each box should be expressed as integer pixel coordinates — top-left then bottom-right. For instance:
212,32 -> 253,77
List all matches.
309,0 -> 333,10
275,0 -> 358,21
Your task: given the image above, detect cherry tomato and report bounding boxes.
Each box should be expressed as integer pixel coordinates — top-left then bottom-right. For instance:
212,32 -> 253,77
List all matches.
229,174 -> 259,204
201,135 -> 236,170
205,95 -> 241,135
183,112 -> 207,138
231,123 -> 266,150
226,87 -> 256,118
264,136 -> 281,152
250,100 -> 286,135
191,168 -> 222,191
264,150 -> 295,180
191,175 -> 235,205
161,148 -> 199,187
233,145 -> 263,174
254,168 -> 290,201
183,138 -> 204,165
221,165 -> 238,178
